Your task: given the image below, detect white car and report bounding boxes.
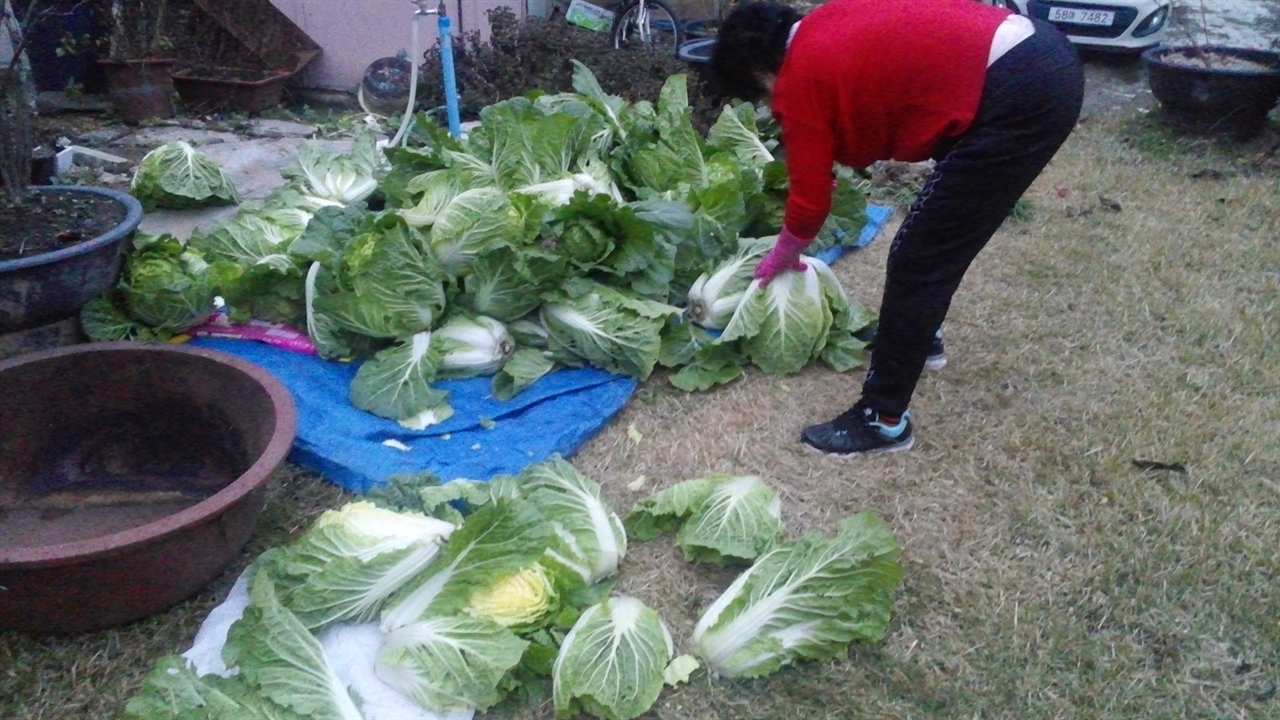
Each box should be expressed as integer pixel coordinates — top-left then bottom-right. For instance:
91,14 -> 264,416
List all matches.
985,0 -> 1171,52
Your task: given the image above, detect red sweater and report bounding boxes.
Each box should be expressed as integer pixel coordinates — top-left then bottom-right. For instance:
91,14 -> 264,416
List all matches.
772,0 -> 1010,239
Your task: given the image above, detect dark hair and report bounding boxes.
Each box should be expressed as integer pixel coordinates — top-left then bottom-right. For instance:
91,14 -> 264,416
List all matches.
710,1 -> 801,102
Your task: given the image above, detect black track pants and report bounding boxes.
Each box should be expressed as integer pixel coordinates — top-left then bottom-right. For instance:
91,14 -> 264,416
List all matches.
859,18 -> 1084,417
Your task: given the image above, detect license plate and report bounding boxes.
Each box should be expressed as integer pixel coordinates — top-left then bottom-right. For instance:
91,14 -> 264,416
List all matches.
1047,6 -> 1115,25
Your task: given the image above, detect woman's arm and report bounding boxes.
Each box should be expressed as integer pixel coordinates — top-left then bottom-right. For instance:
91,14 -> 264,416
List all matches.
780,117 -> 837,241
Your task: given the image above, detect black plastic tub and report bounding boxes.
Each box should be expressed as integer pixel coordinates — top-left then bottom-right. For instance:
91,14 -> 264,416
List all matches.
679,37 -> 717,92
684,19 -> 718,39
1142,45 -> 1280,138
0,186 -> 144,333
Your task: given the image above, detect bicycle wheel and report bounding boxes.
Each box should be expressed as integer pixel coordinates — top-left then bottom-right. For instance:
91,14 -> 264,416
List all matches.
611,0 -> 685,55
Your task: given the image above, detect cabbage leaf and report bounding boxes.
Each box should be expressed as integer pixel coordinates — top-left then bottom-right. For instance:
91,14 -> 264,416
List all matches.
515,455 -> 627,584
691,511 -> 903,678
122,655 -> 291,720
266,501 -> 454,630
348,331 -> 452,426
222,567 -> 364,720
493,348 -> 558,401
375,615 -> 529,713
626,474 -> 782,565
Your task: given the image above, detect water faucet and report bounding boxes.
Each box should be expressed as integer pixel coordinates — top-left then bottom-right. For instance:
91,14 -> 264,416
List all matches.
413,0 -> 446,16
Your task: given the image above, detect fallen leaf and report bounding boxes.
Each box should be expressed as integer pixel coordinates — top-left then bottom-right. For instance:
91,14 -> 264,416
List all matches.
627,475 -> 647,491
1189,168 -> 1229,181
1132,459 -> 1187,473
627,423 -> 643,445
479,416 -> 496,430
663,654 -> 701,686
1098,195 -> 1122,212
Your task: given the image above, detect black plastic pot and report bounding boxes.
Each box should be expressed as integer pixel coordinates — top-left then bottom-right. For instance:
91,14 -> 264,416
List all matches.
30,152 -> 56,186
1142,45 -> 1280,139
679,37 -> 717,91
0,186 -> 144,333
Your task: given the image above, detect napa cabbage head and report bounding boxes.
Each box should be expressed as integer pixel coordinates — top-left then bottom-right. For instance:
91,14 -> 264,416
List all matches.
513,157 -> 622,207
434,314 -> 516,378
553,596 -> 676,720
283,130 -> 382,205
375,615 -> 529,713
120,233 -> 218,334
625,474 -> 782,566
540,278 -> 679,380
465,563 -> 557,628
380,499 -> 552,632
516,455 -> 627,584
130,141 -> 239,212
718,255 -> 841,376
685,240 -> 770,330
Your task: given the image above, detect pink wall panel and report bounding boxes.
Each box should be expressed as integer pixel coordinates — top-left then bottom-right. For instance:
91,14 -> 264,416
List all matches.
270,0 -> 526,90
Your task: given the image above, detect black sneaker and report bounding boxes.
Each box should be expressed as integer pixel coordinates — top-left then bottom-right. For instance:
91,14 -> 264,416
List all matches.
853,326 -> 947,372
801,404 -> 915,455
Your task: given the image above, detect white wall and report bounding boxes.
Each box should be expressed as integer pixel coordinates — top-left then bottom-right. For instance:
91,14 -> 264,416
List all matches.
269,0 -> 527,91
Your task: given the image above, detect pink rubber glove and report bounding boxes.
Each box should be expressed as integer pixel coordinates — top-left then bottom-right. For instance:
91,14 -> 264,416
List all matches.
753,227 -> 811,286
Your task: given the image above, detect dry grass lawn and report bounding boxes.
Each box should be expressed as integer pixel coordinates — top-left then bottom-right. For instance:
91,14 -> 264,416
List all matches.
3,109 -> 1279,720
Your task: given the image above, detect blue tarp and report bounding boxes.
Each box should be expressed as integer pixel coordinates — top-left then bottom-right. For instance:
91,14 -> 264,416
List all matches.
191,204 -> 894,494
817,203 -> 894,263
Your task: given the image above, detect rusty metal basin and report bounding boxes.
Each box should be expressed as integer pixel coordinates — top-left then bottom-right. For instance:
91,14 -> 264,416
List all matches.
0,342 -> 296,634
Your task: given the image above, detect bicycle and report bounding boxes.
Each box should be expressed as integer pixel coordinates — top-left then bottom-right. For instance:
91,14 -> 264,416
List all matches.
610,0 -> 684,54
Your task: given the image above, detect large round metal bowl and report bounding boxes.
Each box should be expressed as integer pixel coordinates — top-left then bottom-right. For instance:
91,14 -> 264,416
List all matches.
0,342 -> 296,634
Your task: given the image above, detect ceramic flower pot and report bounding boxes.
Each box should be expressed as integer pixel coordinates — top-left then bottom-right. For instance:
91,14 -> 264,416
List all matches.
98,57 -> 178,122
1142,45 -> 1280,139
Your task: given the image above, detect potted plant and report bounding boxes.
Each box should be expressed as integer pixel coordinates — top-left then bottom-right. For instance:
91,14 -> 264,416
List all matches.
98,0 -> 176,121
1141,0 -> 1280,139
1,0 -> 144,333
168,0 -> 320,114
